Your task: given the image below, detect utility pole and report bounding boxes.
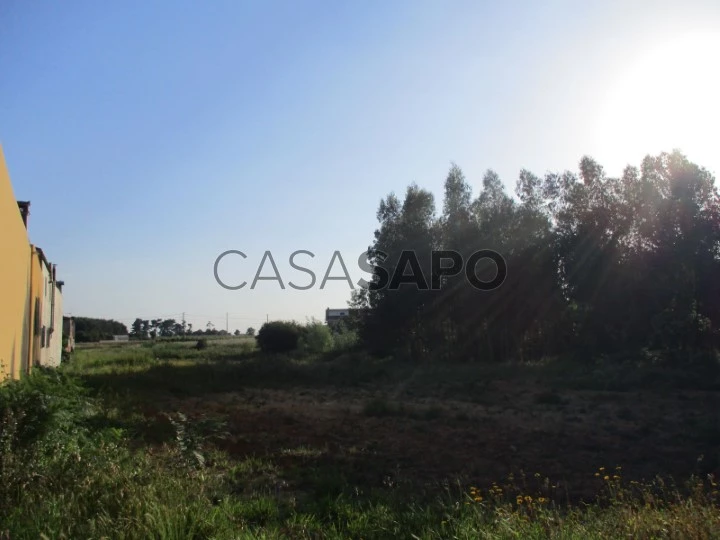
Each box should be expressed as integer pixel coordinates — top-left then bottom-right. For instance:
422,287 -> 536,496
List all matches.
226,312 -> 229,333
266,314 -> 269,323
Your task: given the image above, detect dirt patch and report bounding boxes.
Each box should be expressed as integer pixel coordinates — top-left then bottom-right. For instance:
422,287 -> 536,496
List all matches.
152,382 -> 718,503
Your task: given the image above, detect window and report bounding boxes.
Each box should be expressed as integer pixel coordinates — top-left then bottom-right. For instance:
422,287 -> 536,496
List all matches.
34,298 -> 41,335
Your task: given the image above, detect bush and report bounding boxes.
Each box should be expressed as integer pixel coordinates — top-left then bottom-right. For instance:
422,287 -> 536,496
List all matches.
331,322 -> 359,351
0,369 -> 231,538
256,321 -> 303,353
195,338 -> 208,350
299,322 -> 334,354
0,368 -> 89,451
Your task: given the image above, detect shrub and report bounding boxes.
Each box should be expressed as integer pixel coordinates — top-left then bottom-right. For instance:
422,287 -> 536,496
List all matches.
256,321 -> 303,353
195,338 -> 208,350
0,368 -> 89,451
331,322 -> 359,351
300,322 -> 334,354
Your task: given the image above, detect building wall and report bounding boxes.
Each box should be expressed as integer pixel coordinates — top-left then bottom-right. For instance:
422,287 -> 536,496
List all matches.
46,284 -> 64,367
35,259 -> 64,368
35,258 -> 64,368
38,258 -> 52,366
29,247 -> 45,370
0,146 -> 31,381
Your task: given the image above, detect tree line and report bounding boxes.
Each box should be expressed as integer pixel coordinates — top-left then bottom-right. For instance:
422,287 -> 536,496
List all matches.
128,318 -> 255,339
73,317 -> 129,343
351,151 -> 720,364
71,317 -> 257,342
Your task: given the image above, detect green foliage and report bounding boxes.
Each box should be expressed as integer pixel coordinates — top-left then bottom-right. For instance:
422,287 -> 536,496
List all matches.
256,321 -> 303,353
0,368 -> 89,451
299,321 -> 334,354
331,321 -> 359,351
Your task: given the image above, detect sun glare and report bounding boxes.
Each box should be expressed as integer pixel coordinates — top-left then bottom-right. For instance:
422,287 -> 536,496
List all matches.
595,32 -> 720,173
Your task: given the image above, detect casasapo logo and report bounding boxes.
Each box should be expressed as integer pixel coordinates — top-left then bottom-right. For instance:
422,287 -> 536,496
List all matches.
214,250 -> 506,291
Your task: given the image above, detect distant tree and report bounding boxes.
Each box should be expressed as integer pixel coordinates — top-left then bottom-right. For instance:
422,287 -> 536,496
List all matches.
130,318 -> 145,340
74,317 -> 129,342
234,329 -> 241,336
172,321 -> 185,336
246,327 -> 256,336
149,319 -> 162,339
357,183 -> 438,356
159,319 -> 177,337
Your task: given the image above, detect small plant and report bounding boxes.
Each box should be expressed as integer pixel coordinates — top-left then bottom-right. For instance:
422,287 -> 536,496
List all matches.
195,338 -> 208,350
165,412 -> 206,469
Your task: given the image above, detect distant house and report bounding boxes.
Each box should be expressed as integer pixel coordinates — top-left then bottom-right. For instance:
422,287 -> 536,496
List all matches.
325,308 -> 365,328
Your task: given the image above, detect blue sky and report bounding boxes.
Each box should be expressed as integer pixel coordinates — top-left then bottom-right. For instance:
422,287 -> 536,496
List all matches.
1,0 -> 719,333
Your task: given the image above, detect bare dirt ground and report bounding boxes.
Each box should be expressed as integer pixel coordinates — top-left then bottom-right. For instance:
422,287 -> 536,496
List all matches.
138,375 -> 719,502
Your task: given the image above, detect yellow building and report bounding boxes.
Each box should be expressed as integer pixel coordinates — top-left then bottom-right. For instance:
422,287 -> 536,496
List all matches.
0,145 -> 66,380
0,146 -> 32,380
32,247 -> 64,368
29,246 -> 46,369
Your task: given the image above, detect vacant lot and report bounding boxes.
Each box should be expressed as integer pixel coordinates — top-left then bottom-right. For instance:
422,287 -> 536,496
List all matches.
3,338 -> 719,538
73,341 -> 720,502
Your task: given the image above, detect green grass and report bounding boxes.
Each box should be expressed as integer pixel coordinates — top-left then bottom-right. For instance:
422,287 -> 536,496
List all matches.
1,343 -> 718,538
